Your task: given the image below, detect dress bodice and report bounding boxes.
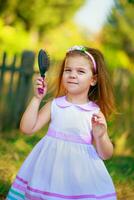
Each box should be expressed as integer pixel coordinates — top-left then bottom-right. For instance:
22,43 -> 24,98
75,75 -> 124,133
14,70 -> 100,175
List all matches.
49,96 -> 100,139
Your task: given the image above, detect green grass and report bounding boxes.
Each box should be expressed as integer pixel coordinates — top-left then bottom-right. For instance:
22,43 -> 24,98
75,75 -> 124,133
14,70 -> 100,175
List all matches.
0,129 -> 134,199
105,157 -> 134,199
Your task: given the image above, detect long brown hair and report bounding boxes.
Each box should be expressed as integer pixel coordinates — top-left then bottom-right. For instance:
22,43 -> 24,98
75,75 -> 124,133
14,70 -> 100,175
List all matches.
55,47 -> 115,119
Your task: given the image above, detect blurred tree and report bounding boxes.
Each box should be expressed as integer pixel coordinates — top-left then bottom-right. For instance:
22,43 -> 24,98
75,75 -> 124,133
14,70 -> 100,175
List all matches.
100,0 -> 134,155
0,0 -> 85,53
101,0 -> 134,71
0,0 -> 85,34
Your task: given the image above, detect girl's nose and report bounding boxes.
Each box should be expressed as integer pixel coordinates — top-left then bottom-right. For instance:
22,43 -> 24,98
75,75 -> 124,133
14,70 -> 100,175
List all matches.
69,71 -> 77,78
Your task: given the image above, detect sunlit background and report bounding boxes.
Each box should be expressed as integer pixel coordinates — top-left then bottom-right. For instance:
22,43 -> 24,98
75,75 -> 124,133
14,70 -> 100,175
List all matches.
75,0 -> 115,33
0,0 -> 134,199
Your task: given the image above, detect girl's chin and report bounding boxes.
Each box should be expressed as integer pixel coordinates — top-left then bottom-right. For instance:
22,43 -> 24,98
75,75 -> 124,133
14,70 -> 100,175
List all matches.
66,90 -> 82,95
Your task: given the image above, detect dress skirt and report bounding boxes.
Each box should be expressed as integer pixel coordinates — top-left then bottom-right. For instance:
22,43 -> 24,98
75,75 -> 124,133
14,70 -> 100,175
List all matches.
6,128 -> 117,200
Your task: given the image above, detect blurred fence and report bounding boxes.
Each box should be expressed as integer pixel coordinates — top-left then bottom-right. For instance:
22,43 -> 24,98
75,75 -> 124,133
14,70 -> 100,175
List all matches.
0,51 -> 35,131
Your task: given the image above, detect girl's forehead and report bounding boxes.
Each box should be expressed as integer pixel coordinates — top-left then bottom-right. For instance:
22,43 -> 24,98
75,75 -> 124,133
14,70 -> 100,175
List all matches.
65,55 -> 92,67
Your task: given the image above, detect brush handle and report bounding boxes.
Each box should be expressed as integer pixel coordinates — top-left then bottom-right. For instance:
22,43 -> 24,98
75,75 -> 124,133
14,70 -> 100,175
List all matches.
38,76 -> 45,94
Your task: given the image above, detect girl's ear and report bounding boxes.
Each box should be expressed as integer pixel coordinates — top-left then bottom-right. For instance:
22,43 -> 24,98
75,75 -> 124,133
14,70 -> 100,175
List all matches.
90,74 -> 98,86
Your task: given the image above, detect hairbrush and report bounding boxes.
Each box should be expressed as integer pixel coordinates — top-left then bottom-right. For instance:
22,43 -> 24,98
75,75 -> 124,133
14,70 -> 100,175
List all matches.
38,49 -> 50,94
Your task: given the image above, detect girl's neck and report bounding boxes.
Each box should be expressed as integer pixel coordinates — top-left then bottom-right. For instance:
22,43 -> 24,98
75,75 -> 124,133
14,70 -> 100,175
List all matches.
66,94 -> 89,104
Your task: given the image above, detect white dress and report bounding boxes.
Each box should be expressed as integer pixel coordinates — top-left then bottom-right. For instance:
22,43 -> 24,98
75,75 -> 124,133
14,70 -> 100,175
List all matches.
7,96 -> 117,200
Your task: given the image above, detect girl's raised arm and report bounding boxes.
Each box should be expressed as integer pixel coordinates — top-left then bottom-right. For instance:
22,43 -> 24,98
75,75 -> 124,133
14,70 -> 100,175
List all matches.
92,111 -> 114,160
20,98 -> 51,135
20,76 -> 51,134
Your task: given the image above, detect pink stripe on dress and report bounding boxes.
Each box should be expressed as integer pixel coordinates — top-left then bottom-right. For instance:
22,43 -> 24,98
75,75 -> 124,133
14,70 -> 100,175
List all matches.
13,182 -> 26,192
26,192 -> 47,200
27,186 -> 116,199
47,128 -> 92,144
16,175 -> 28,184
12,178 -> 116,199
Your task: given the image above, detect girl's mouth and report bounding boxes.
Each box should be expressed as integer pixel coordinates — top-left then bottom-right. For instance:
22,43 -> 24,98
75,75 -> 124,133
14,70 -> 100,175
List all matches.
67,82 -> 78,84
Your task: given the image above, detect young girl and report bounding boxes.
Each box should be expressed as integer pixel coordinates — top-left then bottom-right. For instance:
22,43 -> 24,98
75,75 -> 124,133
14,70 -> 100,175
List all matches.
7,45 -> 117,200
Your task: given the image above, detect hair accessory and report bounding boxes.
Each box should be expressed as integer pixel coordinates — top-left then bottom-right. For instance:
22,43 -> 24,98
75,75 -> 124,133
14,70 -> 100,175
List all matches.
67,45 -> 97,73
38,49 -> 50,94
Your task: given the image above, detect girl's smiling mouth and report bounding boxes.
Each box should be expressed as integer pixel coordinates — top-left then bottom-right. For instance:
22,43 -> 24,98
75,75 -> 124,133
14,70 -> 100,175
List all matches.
67,82 -> 78,84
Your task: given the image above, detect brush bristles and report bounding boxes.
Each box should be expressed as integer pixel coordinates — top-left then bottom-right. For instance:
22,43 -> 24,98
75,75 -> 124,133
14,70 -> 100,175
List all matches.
38,49 -> 50,77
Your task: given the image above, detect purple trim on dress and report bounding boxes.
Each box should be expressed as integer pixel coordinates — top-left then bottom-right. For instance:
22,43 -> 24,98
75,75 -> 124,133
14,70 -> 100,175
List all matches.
13,182 -> 26,192
16,175 -> 28,184
27,186 -> 116,199
55,96 -> 99,111
12,179 -> 116,199
26,192 -> 47,200
47,128 -> 92,144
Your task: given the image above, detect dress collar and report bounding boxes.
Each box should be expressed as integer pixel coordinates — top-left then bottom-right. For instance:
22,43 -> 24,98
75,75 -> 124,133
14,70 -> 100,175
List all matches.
55,96 -> 99,111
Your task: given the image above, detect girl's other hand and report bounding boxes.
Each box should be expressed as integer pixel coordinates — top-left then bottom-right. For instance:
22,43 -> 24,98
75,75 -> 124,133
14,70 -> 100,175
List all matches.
34,75 -> 47,100
91,112 -> 107,140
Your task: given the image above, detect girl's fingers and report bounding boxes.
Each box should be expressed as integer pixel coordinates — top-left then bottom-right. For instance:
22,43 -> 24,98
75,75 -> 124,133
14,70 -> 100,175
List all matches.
36,78 -> 44,83
36,80 -> 43,84
36,84 -> 47,90
35,74 -> 44,81
34,76 -> 47,97
92,118 -> 106,125
92,113 -> 105,121
92,116 -> 100,124
92,119 -> 107,131
92,114 -> 107,126
34,74 -> 43,81
36,81 -> 47,87
92,113 -> 104,119
36,82 -> 46,87
35,86 -> 43,89
36,78 -> 47,87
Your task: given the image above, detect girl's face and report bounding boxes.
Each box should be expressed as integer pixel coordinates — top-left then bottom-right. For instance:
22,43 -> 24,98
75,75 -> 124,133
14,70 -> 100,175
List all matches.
62,55 -> 97,96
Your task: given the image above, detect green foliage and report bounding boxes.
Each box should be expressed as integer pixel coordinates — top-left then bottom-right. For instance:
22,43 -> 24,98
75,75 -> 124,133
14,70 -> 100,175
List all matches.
113,68 -> 134,154
0,0 -> 85,54
0,19 -> 37,54
127,0 -> 134,3
0,0 -> 85,32
101,0 -> 134,72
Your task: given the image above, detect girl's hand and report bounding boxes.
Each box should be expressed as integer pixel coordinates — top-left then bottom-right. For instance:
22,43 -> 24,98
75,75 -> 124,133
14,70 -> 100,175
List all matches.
91,112 -> 107,140
34,75 -> 47,100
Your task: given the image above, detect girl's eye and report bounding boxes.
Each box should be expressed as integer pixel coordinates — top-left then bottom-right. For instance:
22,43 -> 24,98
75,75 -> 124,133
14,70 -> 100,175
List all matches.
78,70 -> 85,74
64,69 -> 71,72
